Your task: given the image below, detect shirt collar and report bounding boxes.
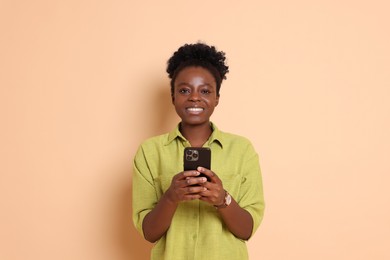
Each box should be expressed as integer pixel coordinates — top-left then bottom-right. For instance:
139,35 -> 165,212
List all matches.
165,122 -> 224,148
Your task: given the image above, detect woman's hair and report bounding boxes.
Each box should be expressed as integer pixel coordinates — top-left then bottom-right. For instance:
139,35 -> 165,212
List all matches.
166,42 -> 229,97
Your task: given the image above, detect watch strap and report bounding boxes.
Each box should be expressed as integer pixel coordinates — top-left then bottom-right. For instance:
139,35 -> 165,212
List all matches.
214,190 -> 231,209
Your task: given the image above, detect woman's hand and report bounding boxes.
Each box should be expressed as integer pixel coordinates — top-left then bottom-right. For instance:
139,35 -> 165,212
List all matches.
196,167 -> 254,240
142,171 -> 206,243
165,170 -> 208,205
197,167 -> 226,206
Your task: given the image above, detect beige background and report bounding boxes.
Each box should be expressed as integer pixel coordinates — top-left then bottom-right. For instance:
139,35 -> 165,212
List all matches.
1,1 -> 389,259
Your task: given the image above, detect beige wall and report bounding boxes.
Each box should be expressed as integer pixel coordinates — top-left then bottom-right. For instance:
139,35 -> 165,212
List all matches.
1,1 -> 389,259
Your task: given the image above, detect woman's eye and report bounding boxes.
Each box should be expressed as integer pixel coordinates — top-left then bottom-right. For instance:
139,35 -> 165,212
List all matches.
201,89 -> 211,94
179,89 -> 190,94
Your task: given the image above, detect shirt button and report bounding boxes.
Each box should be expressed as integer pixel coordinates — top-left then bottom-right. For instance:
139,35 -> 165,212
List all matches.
192,234 -> 197,240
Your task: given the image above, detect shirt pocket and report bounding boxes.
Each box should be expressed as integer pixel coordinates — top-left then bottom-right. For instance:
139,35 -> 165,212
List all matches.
153,175 -> 173,198
221,173 -> 244,199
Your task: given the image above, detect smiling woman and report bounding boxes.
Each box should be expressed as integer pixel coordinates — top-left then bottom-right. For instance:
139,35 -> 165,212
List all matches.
173,67 -> 219,137
132,42 -> 265,260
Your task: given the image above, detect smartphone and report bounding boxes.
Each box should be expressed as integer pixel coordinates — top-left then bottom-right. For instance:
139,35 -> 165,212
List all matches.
183,147 -> 211,181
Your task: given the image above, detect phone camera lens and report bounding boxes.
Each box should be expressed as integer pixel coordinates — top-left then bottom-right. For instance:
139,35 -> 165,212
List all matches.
186,155 -> 192,161
186,150 -> 193,155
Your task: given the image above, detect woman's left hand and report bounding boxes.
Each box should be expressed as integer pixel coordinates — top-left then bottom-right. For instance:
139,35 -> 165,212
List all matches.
197,167 -> 254,240
197,167 -> 225,206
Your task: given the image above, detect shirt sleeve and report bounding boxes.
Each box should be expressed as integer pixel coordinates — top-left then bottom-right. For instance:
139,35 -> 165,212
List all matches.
132,145 -> 158,237
237,142 -> 265,239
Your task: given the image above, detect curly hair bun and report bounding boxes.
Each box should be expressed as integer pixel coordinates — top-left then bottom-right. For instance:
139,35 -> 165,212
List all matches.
167,42 -> 229,79
167,42 -> 229,96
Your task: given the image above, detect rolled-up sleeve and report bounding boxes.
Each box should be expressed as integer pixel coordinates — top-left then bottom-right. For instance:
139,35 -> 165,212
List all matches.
132,145 -> 157,237
237,144 -> 265,238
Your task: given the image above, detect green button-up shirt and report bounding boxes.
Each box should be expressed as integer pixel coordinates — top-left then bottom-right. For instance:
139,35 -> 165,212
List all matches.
132,123 -> 265,260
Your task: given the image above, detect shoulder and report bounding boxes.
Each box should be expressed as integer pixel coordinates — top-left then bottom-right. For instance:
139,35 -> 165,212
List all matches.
212,123 -> 253,145
140,133 -> 169,147
219,130 -> 255,149
216,130 -> 259,158
134,133 -> 170,156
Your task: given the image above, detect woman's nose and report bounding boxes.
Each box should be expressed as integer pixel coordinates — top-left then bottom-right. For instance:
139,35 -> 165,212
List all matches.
189,91 -> 200,101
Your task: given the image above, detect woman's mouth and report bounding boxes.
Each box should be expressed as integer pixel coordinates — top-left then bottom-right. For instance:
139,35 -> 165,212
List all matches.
186,107 -> 204,113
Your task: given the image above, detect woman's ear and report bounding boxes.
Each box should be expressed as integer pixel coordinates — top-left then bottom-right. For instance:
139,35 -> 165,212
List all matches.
215,95 -> 220,106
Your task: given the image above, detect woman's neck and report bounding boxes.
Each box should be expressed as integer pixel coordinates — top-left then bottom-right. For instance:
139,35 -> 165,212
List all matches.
180,122 -> 213,147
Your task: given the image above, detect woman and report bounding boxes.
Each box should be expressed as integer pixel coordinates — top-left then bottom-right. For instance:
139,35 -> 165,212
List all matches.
132,42 -> 265,259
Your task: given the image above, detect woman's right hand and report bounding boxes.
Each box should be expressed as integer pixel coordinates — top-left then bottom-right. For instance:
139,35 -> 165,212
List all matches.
142,171 -> 207,243
165,170 -> 208,204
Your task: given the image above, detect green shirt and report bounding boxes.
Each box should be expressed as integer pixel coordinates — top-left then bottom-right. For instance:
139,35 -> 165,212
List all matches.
132,123 -> 265,260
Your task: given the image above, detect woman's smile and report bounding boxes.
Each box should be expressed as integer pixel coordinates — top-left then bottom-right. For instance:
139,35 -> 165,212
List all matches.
186,107 -> 204,113
172,66 -> 219,127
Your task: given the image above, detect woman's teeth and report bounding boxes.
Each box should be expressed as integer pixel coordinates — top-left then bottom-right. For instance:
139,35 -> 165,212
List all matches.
187,108 -> 203,112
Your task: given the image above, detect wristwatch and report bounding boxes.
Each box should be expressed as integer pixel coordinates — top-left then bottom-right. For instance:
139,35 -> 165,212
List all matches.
214,190 -> 232,209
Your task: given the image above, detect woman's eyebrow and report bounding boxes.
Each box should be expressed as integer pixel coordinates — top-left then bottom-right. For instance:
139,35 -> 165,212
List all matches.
176,82 -> 213,87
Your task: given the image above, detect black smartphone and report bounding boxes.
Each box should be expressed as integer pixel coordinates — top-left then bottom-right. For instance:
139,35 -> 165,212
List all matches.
183,147 -> 211,181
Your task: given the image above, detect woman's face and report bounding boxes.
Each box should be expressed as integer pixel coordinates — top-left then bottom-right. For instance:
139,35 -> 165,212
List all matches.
172,66 -> 219,127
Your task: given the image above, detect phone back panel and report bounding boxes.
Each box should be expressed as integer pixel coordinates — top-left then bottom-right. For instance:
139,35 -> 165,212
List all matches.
183,147 -> 211,171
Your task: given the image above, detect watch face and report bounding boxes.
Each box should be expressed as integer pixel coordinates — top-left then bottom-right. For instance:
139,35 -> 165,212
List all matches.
225,193 -> 232,206
215,191 -> 232,209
